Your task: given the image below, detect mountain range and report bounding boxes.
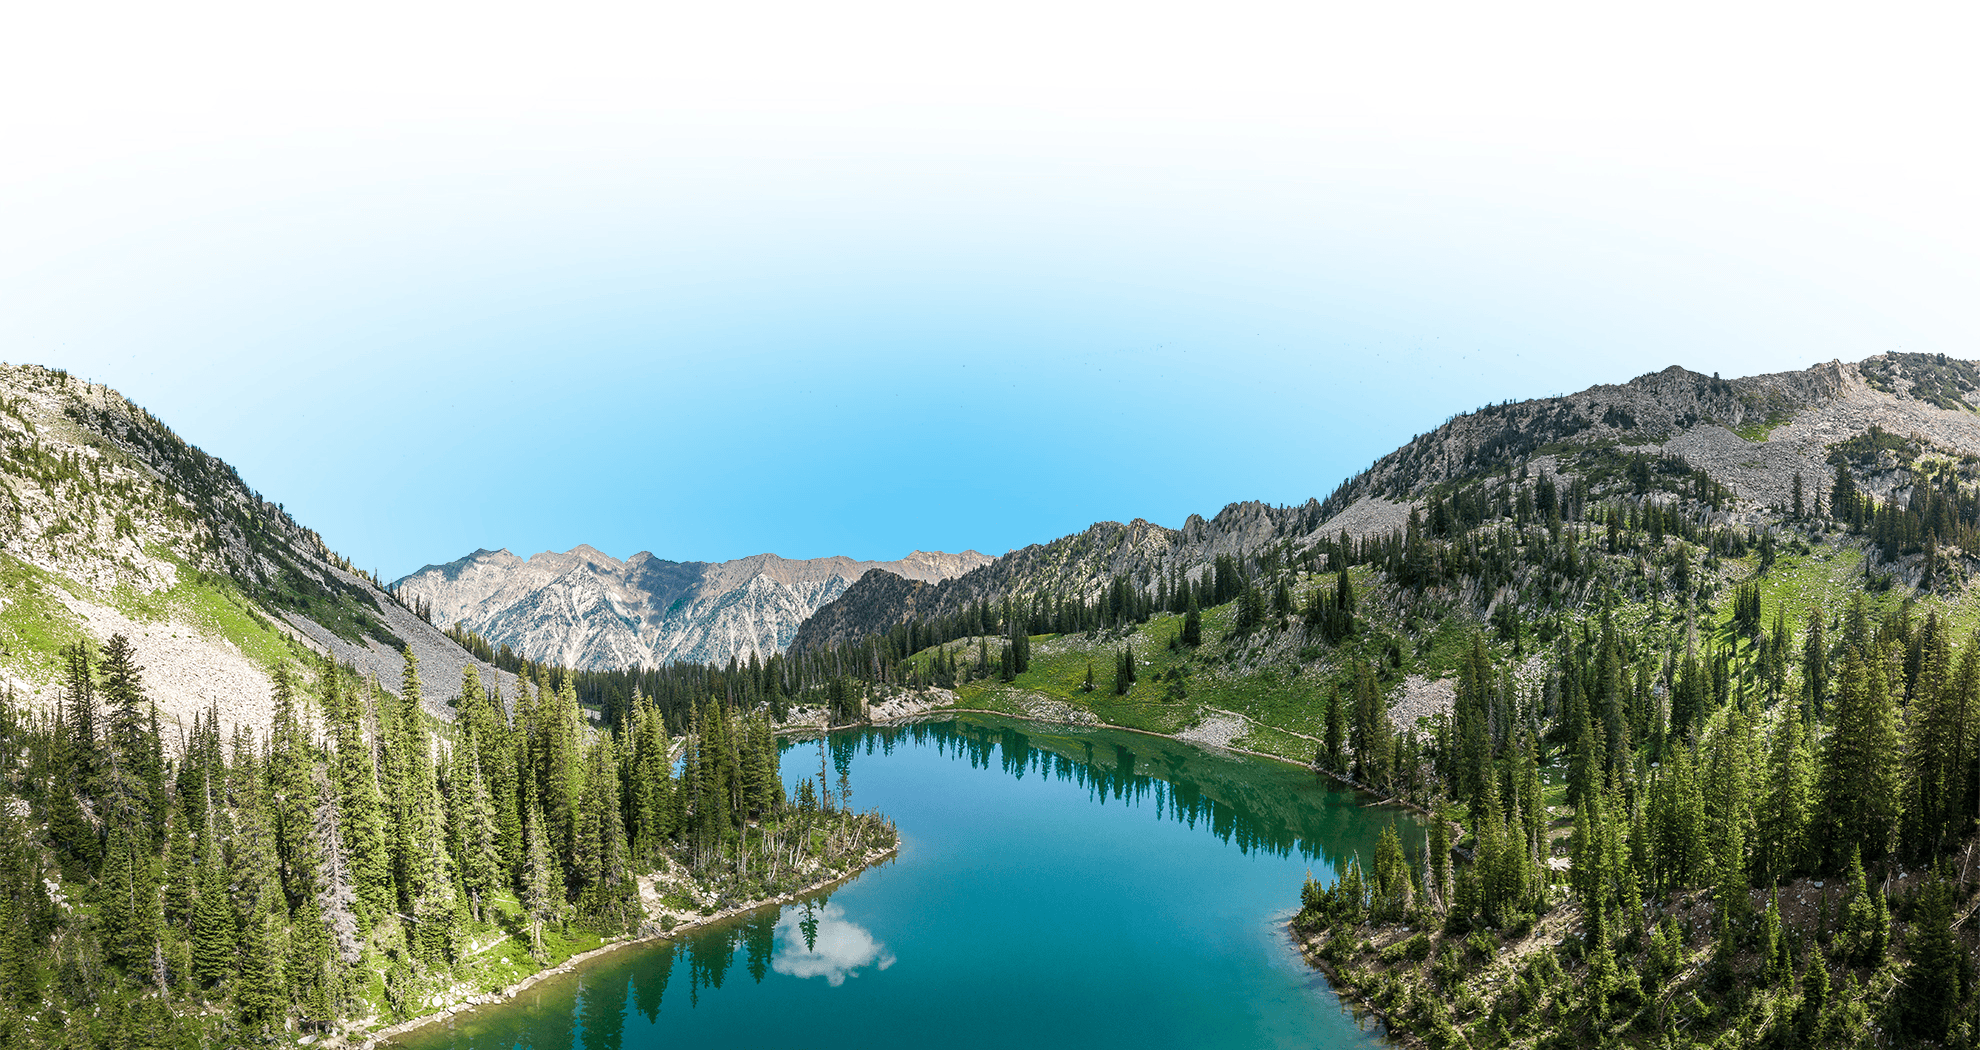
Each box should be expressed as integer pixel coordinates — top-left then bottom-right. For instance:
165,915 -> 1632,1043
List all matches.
788,353 -> 1980,652
389,546 -> 991,670
6,352 -> 1980,732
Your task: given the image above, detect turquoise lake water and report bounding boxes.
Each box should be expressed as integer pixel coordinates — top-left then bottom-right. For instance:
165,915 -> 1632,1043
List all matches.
395,715 -> 1415,1049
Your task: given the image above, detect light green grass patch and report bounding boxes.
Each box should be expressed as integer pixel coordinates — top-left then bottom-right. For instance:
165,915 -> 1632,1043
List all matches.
1732,411 -> 1795,443
0,553 -> 91,689
1233,721 -> 1319,763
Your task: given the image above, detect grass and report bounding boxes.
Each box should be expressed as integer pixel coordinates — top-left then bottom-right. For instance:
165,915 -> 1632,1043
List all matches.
0,541 -> 314,703
943,618 -> 1203,735
111,550 -> 300,671
1732,410 -> 1795,443
0,553 -> 91,690
1233,721 -> 1320,763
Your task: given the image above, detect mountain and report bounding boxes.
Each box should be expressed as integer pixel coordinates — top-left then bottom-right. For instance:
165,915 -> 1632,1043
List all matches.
389,545 -> 992,670
0,363 -> 508,733
787,504 -> 1331,653
790,353 -> 1980,652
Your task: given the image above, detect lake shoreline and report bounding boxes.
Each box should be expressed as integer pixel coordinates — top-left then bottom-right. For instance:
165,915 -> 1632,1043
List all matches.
374,710 -> 1408,1048
786,704 -> 1326,774
806,702 -> 1436,1047
360,843 -> 900,1049
1287,924 -> 1411,1047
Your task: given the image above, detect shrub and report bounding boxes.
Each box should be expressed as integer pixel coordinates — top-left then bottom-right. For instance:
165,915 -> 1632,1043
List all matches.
1380,932 -> 1433,965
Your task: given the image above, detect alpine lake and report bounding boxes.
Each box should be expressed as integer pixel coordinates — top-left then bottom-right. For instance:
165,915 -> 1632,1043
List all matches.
393,715 -> 1419,1050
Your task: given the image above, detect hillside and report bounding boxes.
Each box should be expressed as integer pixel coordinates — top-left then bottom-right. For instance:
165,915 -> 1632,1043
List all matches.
391,545 -> 991,670
785,352 -> 1980,1049
788,503 -> 1344,653
0,363 -> 507,733
792,354 -> 1980,655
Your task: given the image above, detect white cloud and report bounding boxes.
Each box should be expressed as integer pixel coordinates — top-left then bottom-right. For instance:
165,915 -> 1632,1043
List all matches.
772,903 -> 896,987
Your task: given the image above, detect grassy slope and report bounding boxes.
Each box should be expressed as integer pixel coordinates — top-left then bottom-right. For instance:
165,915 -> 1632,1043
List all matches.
0,546 -> 311,699
875,522 -> 1980,1050
900,566 -> 1514,764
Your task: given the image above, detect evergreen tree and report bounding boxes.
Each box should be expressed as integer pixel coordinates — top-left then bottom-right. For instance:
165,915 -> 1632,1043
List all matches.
328,665 -> 392,925
97,634 -> 162,824
1349,662 -> 1390,787
1822,646 -> 1903,865
519,793 -> 555,961
1323,686 -> 1347,773
267,666 -> 321,909
96,813 -> 160,974
190,819 -> 235,988
1898,872 -> 1965,1042
234,891 -> 285,1034
451,748 -> 502,923
1754,706 -> 1814,885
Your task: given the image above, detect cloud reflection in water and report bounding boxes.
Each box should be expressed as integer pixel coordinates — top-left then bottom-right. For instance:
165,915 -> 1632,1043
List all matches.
772,904 -> 896,987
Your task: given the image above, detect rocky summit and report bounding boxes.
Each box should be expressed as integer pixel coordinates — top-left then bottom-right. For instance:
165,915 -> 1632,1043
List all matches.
390,545 -> 991,669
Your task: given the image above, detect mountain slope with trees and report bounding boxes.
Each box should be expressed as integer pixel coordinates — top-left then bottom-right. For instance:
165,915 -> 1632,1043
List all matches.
785,352 -> 1980,1049
0,363 -> 507,734
793,354 -> 1980,663
0,634 -> 891,1047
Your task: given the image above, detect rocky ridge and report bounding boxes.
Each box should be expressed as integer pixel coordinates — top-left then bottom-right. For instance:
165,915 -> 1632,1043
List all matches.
0,363 -> 507,736
390,545 -> 992,670
792,354 -> 1980,654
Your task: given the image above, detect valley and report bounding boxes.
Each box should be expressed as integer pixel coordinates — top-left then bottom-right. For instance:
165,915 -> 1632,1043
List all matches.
7,353 -> 1980,1047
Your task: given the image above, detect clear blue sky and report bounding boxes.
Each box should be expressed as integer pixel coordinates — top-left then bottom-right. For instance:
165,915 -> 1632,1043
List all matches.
3,4 -> 1974,579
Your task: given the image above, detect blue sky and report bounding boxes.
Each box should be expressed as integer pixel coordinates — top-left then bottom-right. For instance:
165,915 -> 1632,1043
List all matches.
3,3 -> 1975,579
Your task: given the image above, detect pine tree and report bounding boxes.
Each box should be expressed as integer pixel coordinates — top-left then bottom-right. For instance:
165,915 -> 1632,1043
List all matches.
1899,873 -> 1964,1042
96,814 -> 160,973
287,892 -> 336,1026
1370,824 -> 1411,921
162,793 -> 196,931
1839,848 -> 1887,965
99,632 -> 163,827
1323,686 -> 1346,773
234,890 -> 285,1034
1349,662 -> 1390,787
267,666 -> 321,909
1803,610 -> 1828,720
1822,646 -> 1903,865
1755,706 -> 1814,885
1426,807 -> 1451,910
451,749 -> 502,923
409,744 -> 459,966
328,665 -> 391,925
190,818 -> 235,988
629,695 -> 673,865
1903,618 -> 1970,857
519,793 -> 555,961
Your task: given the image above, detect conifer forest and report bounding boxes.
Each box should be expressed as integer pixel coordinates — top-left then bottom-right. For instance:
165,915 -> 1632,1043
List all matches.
784,451 -> 1980,1048
0,642 -> 893,1048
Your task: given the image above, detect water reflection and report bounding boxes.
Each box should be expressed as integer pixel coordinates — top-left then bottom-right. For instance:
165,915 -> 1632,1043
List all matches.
843,716 -> 1401,873
400,718 -> 1409,1050
771,902 -> 896,986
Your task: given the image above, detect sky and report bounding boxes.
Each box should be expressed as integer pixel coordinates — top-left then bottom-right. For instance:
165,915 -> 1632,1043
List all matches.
3,2 -> 1975,579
